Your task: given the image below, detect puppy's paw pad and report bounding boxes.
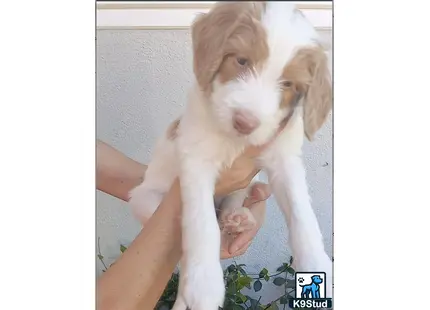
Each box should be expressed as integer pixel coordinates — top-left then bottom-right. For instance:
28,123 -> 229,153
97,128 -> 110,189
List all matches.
220,207 -> 256,234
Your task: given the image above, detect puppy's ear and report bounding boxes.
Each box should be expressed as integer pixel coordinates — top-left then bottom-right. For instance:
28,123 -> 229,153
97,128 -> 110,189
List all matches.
191,3 -> 253,93
295,47 -> 332,140
191,9 -> 230,92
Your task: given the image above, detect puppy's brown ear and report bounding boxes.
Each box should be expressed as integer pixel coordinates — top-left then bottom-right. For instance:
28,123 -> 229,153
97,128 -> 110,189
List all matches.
191,10 -> 228,92
298,47 -> 333,140
191,3 -> 244,93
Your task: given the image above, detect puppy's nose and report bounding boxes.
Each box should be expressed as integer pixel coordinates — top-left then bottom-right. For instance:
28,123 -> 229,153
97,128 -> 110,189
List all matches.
233,109 -> 260,135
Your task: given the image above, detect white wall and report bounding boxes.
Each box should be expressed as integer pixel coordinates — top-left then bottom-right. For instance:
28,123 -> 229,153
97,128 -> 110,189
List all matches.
96,28 -> 332,303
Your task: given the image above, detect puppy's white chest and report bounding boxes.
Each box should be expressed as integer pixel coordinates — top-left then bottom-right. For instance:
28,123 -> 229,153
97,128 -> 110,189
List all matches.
178,130 -> 245,170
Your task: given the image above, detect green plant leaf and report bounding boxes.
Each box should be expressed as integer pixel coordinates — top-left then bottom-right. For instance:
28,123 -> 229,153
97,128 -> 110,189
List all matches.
120,244 -> 127,253
286,266 -> 295,275
276,264 -> 286,272
97,254 -> 104,260
227,264 -> 236,273
223,298 -> 236,309
264,274 -> 270,282
233,305 -> 245,310
247,296 -> 259,309
279,295 -> 289,304
238,276 -> 253,287
259,268 -> 268,278
232,273 -> 239,282
253,280 -> 262,292
237,265 -> 247,276
233,296 -> 243,304
225,292 -> 235,299
237,283 -> 244,291
236,292 -> 247,304
273,277 -> 286,286
227,271 -> 239,284
227,282 -> 237,294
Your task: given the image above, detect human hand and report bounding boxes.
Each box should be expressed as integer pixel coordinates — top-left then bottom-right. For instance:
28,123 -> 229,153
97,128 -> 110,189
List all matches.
220,182 -> 271,259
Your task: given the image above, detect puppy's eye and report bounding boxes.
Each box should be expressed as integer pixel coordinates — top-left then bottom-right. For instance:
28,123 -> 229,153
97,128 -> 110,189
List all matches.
236,57 -> 248,66
282,81 -> 293,88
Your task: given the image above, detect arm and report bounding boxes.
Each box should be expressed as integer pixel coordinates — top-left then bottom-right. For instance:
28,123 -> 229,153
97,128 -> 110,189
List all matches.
96,140 -> 147,201
97,179 -> 183,310
95,139 -> 271,309
97,140 -> 181,309
96,139 -> 254,201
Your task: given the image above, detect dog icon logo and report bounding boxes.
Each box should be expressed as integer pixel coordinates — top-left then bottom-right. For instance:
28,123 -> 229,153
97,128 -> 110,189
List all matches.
295,272 -> 326,299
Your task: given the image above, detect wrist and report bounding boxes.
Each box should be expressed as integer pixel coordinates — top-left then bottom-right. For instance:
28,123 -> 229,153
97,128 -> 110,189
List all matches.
96,140 -> 148,201
96,164 -> 147,201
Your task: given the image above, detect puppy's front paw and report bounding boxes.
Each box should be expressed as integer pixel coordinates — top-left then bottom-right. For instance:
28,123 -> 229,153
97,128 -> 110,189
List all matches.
178,260 -> 225,310
219,207 -> 257,234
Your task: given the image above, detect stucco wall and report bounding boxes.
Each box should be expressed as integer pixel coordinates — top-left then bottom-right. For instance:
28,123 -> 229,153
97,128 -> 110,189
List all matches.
96,29 -> 332,303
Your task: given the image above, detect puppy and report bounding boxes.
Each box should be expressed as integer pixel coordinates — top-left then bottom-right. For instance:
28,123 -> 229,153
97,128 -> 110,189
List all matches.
129,2 -> 333,309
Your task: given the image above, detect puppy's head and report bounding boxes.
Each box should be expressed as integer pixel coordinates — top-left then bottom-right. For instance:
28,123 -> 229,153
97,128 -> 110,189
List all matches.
191,2 -> 332,145
311,275 -> 323,284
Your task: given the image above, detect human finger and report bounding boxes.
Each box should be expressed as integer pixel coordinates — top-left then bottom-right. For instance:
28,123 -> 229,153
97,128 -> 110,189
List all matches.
242,183 -> 271,208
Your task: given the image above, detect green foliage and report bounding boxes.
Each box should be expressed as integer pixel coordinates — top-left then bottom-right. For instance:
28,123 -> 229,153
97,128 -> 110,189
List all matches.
253,280 -> 262,292
273,277 -> 286,286
156,272 -> 179,310
97,243 -> 304,310
220,261 -> 298,310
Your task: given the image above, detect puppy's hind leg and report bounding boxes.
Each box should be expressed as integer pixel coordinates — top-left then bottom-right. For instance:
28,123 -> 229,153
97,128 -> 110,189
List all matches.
262,147 -> 333,298
270,157 -> 332,297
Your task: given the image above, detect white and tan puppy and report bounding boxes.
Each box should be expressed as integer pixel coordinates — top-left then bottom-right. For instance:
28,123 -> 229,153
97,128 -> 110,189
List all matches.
129,2 -> 333,309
